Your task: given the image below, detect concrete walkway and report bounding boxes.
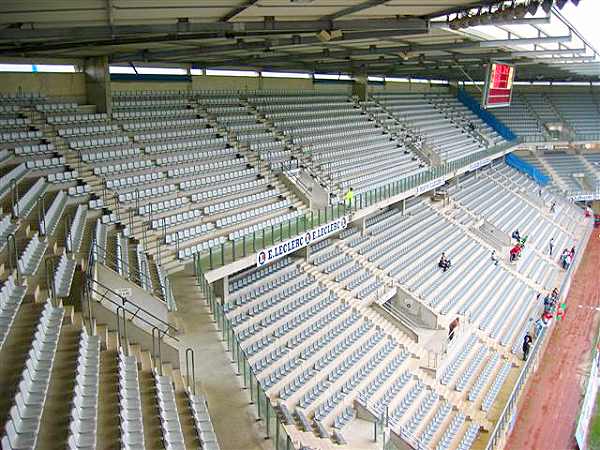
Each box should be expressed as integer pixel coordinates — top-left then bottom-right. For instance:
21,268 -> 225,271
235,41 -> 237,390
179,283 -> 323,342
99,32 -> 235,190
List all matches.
170,265 -> 271,450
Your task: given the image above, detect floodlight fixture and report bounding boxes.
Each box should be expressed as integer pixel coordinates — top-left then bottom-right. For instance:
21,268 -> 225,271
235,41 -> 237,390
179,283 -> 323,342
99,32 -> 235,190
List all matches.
514,4 -> 527,18
541,0 -> 553,13
556,0 -> 568,8
527,1 -> 540,15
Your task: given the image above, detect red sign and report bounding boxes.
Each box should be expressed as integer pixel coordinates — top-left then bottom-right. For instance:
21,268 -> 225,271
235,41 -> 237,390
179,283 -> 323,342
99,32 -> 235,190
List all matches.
483,63 -> 515,108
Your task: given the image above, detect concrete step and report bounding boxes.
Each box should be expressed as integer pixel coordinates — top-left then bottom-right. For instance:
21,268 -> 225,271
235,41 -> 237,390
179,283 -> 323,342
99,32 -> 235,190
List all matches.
36,323 -> 81,450
96,350 -> 121,448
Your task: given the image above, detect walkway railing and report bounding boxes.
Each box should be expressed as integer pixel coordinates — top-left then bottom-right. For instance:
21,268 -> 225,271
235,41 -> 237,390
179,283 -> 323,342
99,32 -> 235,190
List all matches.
195,140 -> 517,273
195,264 -> 299,449
505,153 -> 550,186
484,216 -> 594,450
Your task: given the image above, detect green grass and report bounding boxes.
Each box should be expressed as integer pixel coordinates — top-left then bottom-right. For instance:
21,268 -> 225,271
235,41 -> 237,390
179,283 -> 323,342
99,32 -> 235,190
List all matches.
588,394 -> 600,450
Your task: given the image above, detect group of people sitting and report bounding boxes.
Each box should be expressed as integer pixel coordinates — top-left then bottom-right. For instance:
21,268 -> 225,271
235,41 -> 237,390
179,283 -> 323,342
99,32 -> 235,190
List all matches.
438,252 -> 452,272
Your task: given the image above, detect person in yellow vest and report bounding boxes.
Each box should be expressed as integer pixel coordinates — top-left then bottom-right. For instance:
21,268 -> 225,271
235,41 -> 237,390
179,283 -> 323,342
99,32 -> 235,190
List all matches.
344,187 -> 354,207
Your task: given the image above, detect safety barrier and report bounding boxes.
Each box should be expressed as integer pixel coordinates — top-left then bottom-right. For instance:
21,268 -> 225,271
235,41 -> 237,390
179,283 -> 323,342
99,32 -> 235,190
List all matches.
457,89 -> 517,141
505,153 -> 550,186
195,267 -> 297,449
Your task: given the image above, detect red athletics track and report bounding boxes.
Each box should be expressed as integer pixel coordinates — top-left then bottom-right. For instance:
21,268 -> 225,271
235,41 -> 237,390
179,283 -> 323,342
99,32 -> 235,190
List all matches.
505,231 -> 600,450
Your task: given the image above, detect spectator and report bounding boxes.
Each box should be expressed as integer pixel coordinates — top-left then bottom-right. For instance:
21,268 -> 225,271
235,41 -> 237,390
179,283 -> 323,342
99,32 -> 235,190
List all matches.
490,250 -> 499,266
538,187 -> 543,198
585,206 -> 593,218
449,317 -> 459,341
512,229 -> 521,242
438,252 -> 451,272
522,333 -> 532,361
344,187 -> 354,207
560,249 -> 569,269
565,252 -> 573,270
548,237 -> 554,256
510,244 -> 521,263
570,246 -> 576,258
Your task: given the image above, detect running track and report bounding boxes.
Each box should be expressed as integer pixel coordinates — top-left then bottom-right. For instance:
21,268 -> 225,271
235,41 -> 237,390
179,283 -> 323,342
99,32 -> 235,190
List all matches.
506,231 -> 600,450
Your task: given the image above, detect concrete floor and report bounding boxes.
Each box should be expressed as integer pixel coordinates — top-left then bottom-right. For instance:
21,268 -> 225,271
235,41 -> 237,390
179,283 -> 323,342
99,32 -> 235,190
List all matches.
170,265 -> 271,450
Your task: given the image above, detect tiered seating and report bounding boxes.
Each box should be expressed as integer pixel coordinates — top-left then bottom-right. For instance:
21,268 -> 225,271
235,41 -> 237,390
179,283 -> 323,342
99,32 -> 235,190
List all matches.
2,301 -> 64,450
13,178 -> 46,219
536,152 -> 600,195
73,91 -> 306,264
346,180 -> 554,353
41,190 -> 67,236
118,351 -> 145,448
67,331 -> 101,450
521,93 -> 561,125
489,93 -> 546,141
427,93 -> 505,148
373,93 -> 485,162
17,233 -> 48,276
248,92 -> 427,195
224,258 -> 483,448
54,252 -> 77,298
0,275 -> 26,349
546,93 -> 600,137
188,390 -> 220,450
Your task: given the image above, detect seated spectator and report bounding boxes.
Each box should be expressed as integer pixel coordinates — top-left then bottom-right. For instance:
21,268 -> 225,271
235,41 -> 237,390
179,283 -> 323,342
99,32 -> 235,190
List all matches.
438,252 -> 451,272
490,249 -> 499,266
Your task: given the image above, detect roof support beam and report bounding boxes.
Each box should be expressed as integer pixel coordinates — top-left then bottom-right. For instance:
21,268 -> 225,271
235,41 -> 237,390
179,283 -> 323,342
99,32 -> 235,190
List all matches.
323,0 -> 391,20
0,17 -> 428,41
220,0 -> 258,22
479,35 -> 572,47
109,29 -> 429,63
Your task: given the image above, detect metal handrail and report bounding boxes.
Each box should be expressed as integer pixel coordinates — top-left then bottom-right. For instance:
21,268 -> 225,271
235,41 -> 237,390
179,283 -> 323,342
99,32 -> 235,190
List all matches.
6,233 -> 18,280
9,178 -> 18,219
44,256 -> 57,301
86,240 -> 178,338
85,276 -> 178,338
37,191 -> 47,237
185,348 -> 196,395
90,240 -> 166,301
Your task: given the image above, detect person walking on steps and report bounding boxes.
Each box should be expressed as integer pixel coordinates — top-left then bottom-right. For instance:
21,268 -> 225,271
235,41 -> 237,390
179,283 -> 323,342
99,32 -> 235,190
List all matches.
550,201 -> 556,213
523,333 -> 533,361
549,237 -> 554,256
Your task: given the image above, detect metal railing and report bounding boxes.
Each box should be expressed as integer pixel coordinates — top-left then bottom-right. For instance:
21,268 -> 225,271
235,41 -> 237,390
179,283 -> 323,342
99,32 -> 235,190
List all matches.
484,216 -> 594,450
85,239 -> 179,372
194,264 -> 296,450
90,239 -> 170,305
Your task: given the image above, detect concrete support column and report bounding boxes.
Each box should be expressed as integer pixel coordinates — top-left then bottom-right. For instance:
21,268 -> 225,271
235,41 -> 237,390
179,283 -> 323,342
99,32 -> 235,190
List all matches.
214,275 -> 229,305
592,200 -> 600,215
85,56 -> 112,114
359,216 -> 367,235
352,75 -> 368,102
402,198 -> 406,216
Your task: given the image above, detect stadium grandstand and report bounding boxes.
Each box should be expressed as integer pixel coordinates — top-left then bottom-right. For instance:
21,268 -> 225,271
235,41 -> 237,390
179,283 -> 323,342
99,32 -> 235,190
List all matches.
0,1 -> 598,450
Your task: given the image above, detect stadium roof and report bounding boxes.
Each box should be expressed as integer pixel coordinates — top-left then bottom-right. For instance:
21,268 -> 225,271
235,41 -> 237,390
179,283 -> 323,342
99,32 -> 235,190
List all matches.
0,0 -> 598,82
